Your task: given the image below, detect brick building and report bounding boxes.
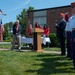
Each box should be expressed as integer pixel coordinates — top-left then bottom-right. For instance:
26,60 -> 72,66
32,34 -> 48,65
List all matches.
27,5 -> 72,33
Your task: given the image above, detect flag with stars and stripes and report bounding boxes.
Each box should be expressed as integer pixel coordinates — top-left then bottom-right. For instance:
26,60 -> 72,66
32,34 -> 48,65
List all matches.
0,9 -> 6,16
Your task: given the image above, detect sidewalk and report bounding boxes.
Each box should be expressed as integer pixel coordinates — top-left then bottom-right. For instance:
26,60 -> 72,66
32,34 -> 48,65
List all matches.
0,48 -> 9,50
44,50 -> 61,54
0,48 -> 61,54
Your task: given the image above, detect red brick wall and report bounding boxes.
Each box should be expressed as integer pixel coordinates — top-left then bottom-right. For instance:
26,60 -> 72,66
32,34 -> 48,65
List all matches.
27,6 -> 72,34
47,6 -> 71,33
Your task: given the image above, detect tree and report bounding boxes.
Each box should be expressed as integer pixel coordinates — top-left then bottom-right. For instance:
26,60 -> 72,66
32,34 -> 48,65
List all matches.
3,23 -> 9,40
28,6 -> 34,11
16,6 -> 34,36
16,8 -> 27,36
3,22 -> 14,41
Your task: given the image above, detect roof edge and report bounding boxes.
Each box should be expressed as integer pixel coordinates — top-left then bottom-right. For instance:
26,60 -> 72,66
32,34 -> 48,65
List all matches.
27,5 -> 71,12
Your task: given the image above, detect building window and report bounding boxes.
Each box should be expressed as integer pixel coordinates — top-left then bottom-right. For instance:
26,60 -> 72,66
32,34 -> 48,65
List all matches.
33,10 -> 47,28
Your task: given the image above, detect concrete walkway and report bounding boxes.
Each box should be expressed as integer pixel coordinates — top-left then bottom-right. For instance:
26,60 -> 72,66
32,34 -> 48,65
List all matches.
0,48 -> 9,50
0,42 -> 61,54
44,50 -> 61,54
0,48 -> 61,54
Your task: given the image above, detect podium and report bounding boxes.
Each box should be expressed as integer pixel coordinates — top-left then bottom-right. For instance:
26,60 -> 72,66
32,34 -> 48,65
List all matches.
33,28 -> 44,52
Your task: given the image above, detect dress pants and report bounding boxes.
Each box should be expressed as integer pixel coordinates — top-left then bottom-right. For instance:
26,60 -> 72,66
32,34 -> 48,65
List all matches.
72,30 -> 75,68
11,34 -> 21,49
59,36 -> 65,55
66,32 -> 73,59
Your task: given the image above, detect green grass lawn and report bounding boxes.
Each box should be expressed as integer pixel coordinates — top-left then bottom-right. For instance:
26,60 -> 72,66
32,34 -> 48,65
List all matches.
44,47 -> 60,51
0,44 -> 12,49
0,43 -> 60,50
0,50 -> 75,75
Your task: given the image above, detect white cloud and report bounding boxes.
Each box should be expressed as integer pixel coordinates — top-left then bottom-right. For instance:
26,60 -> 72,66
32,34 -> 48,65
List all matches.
6,0 -> 31,11
18,0 -> 31,7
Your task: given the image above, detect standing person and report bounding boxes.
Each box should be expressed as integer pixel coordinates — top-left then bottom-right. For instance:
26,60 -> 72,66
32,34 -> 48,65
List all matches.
27,23 -> 33,37
56,13 -> 66,55
65,11 -> 73,59
11,20 -> 22,51
43,24 -> 50,37
71,6 -> 75,69
0,19 -> 4,42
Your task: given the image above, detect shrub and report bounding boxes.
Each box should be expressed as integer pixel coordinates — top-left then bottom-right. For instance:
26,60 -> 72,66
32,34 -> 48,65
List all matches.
49,33 -> 60,47
4,36 -> 12,42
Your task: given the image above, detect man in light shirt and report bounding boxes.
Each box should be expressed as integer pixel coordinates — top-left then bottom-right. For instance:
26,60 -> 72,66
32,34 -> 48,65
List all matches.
65,12 -> 73,59
71,6 -> 75,69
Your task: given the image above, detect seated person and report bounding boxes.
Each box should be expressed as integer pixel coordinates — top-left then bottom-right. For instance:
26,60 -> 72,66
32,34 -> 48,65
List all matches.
43,24 -> 50,47
43,24 -> 50,37
27,24 -> 33,47
35,21 -> 42,29
27,23 -> 33,37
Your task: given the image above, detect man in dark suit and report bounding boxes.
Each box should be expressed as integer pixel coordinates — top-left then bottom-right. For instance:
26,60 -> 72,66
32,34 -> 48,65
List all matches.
56,13 -> 66,55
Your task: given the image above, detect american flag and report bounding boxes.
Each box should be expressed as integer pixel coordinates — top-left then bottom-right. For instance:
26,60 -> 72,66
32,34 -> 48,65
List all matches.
0,9 -> 6,16
0,9 -> 3,14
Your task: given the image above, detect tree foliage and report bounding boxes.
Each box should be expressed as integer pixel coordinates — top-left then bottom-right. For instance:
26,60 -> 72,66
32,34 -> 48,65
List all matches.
3,6 -> 34,41
16,9 -> 27,36
3,22 -> 13,40
16,6 -> 34,36
28,6 -> 34,11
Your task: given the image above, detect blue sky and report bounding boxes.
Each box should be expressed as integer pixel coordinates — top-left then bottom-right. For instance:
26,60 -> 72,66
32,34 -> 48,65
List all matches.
0,0 -> 75,24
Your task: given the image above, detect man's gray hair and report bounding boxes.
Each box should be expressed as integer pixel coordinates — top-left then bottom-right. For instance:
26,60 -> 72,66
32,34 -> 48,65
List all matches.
16,20 -> 19,23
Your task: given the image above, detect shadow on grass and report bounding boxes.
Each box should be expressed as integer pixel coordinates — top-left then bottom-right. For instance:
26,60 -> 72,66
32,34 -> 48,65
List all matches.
25,54 -> 75,75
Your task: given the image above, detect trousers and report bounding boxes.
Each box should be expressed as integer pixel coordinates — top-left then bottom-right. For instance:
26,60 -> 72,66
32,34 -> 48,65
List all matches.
11,34 -> 21,49
72,30 -> 75,67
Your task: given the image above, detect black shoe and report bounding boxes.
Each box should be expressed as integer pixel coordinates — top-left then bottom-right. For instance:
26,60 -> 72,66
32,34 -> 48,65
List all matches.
61,53 -> 65,56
